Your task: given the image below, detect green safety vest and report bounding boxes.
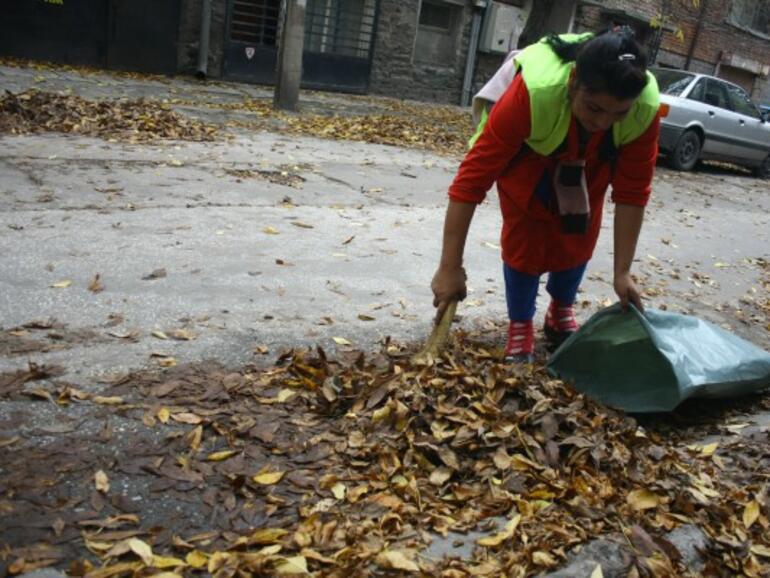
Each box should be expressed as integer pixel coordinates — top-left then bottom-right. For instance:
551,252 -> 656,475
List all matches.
470,33 -> 660,155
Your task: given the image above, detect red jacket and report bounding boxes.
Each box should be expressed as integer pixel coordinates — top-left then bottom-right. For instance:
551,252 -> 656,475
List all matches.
449,73 -> 660,275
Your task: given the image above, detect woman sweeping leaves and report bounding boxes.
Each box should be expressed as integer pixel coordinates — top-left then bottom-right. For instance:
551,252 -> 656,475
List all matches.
431,28 -> 660,363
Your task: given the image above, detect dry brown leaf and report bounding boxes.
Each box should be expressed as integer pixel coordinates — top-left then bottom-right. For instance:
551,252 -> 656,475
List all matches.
206,450 -> 238,462
375,550 -> 419,572
187,425 -> 203,451
331,482 -> 346,500
492,445 -> 512,471
157,407 -> 170,424
532,551 -> 558,567
253,470 -> 285,485
151,555 -> 186,569
94,470 -> 110,493
78,562 -> 142,578
171,412 -> 203,425
744,500 -> 761,529
275,556 -> 308,574
92,396 -> 124,405
88,274 -> 104,293
477,515 -> 520,547
751,545 -> 770,558
429,467 -> 452,486
170,329 -> 194,341
157,357 -> 177,368
627,489 -> 661,511
185,550 -> 208,568
247,528 -> 289,544
128,538 -> 154,565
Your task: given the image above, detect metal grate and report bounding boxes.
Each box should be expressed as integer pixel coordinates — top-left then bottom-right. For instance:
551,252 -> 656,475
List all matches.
230,0 -> 280,46
304,0 -> 377,58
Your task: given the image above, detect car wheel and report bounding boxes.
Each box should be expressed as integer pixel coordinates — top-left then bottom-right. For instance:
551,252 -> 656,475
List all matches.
753,154 -> 770,179
669,130 -> 701,171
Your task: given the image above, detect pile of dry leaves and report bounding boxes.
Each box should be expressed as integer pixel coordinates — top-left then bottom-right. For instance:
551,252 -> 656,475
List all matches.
0,90 -> 217,142
285,110 -> 471,156
1,329 -> 768,577
219,97 -> 473,156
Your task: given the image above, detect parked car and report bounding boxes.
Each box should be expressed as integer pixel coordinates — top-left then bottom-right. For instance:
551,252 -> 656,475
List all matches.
651,67 -> 770,178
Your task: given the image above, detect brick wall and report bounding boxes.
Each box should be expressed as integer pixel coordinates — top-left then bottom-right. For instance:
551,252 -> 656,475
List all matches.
574,0 -> 770,104
574,0 -> 659,34
660,1 -> 770,102
368,0 -> 473,104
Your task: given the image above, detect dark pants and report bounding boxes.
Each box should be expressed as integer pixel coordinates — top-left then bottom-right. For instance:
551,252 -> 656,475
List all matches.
503,262 -> 587,322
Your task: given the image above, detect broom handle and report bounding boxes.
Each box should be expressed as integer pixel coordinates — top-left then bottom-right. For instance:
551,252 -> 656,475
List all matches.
413,300 -> 458,361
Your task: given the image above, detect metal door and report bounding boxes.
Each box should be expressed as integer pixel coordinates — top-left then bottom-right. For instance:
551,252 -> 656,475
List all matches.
223,0 -> 379,93
0,0 -> 108,67
689,78 -> 735,159
223,0 -> 281,84
723,81 -> 768,164
107,0 -> 181,74
302,0 -> 378,93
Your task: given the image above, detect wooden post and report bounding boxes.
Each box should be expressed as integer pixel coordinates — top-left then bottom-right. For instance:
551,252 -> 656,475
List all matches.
274,0 -> 306,111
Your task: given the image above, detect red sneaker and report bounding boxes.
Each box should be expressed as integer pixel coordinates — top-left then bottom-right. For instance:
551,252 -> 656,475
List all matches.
544,300 -> 579,348
504,320 -> 534,364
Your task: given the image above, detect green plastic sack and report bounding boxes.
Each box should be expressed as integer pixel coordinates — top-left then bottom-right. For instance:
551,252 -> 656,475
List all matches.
548,304 -> 770,412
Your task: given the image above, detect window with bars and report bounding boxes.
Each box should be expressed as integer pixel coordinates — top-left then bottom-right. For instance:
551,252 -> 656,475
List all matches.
419,1 -> 454,31
304,0 -> 377,58
229,0 -> 280,46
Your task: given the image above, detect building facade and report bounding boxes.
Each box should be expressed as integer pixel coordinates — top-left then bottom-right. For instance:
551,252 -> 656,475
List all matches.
176,0 -> 770,106
574,0 -> 770,103
1,0 -> 768,106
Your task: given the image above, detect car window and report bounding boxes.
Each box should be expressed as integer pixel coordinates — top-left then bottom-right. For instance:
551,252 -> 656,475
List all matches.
687,79 -> 706,102
700,79 -> 730,110
724,82 -> 761,119
652,69 -> 696,96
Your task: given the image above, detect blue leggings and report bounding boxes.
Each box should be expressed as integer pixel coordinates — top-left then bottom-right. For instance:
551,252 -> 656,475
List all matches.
503,262 -> 587,322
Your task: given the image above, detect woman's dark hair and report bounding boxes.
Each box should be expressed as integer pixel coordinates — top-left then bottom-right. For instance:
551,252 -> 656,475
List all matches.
545,27 -> 649,100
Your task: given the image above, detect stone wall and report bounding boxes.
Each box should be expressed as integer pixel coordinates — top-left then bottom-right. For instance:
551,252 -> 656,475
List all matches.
368,0 -> 474,104
172,0 -> 769,106
473,52 -> 507,94
177,0 -> 229,78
